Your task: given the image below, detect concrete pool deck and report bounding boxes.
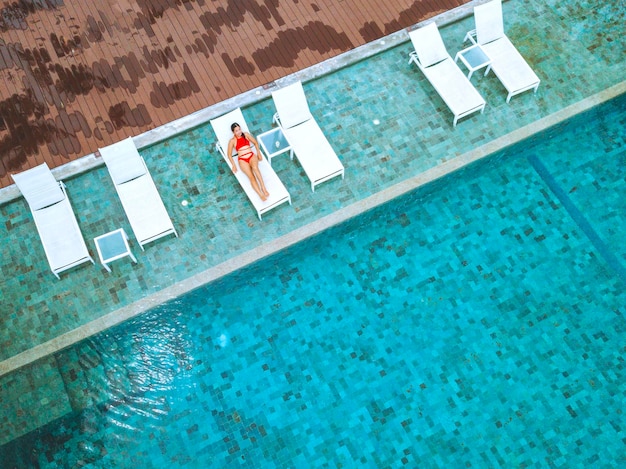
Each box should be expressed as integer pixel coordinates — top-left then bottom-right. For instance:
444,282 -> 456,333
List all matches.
1,0 -> 625,444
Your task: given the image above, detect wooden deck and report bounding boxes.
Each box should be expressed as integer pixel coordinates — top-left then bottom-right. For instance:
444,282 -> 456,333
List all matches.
0,0 -> 469,188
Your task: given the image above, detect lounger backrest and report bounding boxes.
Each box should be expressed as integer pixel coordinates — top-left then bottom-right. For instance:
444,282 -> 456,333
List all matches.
99,137 -> 147,185
408,23 -> 449,68
271,81 -> 313,129
12,163 -> 65,210
474,0 -> 505,45
210,108 -> 252,157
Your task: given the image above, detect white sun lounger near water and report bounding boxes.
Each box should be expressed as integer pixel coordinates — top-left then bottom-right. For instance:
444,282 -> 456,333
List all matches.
467,0 -> 540,102
210,108 -> 291,220
12,163 -> 94,278
408,22 -> 486,127
98,137 -> 178,250
271,81 -> 345,192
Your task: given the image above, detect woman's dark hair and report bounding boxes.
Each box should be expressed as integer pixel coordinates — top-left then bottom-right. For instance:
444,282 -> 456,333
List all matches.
231,122 -> 240,132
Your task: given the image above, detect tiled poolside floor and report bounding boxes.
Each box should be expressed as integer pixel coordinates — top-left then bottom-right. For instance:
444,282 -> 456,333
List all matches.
0,0 -> 625,445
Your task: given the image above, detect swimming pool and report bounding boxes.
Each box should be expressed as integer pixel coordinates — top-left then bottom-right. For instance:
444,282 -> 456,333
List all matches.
1,95 -> 624,467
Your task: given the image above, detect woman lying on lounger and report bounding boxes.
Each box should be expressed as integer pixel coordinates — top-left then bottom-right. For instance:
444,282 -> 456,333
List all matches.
227,123 -> 270,201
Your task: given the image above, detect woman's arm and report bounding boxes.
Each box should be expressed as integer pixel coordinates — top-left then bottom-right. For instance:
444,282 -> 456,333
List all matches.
226,138 -> 238,172
246,132 -> 262,161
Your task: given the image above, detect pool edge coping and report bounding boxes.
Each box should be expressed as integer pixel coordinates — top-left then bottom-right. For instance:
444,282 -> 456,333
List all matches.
1,81 -> 624,378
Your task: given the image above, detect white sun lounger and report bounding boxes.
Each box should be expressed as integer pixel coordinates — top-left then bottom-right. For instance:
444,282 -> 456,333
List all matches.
98,137 -> 178,250
271,81 -> 345,191
210,108 -> 291,220
409,23 -> 486,127
12,163 -> 94,278
467,0 -> 540,103
408,22 -> 486,127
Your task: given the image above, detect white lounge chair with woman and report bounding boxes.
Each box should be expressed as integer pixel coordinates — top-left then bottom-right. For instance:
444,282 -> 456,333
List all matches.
210,108 -> 291,220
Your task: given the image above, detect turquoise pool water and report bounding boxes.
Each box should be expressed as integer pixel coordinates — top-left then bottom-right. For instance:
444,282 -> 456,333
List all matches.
1,96 -> 625,467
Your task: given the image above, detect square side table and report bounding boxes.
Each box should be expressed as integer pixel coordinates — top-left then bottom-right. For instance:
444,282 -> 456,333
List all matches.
257,127 -> 292,166
455,44 -> 491,80
94,228 -> 137,272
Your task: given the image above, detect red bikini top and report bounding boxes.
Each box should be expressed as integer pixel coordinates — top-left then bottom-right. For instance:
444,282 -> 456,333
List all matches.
235,135 -> 250,151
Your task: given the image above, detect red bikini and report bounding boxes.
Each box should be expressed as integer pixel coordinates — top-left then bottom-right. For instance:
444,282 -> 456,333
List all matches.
235,135 -> 254,164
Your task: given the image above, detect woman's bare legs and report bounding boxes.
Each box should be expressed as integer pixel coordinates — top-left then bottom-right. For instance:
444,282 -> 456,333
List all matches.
249,157 -> 269,197
239,159 -> 267,201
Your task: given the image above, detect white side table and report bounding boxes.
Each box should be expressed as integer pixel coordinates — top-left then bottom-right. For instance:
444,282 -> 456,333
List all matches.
257,127 -> 292,166
94,228 -> 137,272
455,44 -> 491,80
